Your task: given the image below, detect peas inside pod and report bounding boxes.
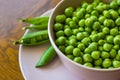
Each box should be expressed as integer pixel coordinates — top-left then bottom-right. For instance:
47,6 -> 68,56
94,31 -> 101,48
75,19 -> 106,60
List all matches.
54,0 -> 120,69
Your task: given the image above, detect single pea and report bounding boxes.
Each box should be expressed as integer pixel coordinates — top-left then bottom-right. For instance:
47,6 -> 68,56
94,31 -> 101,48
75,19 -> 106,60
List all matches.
101,51 -> 110,59
73,48 -> 81,57
64,25 -> 69,29
98,16 -> 106,24
82,2 -> 89,9
81,37 -> 91,46
66,55 -> 74,60
58,45 -> 65,53
118,50 -> 120,57
91,10 -> 99,16
78,27 -> 84,32
91,34 -> 100,42
76,32 -> 84,41
65,18 -> 72,25
72,29 -> 79,35
69,21 -> 77,29
110,10 -> 119,19
78,19 -> 85,27
98,46 -> 103,51
73,57 -> 82,64
88,42 -> 98,51
110,28 -> 119,36
103,43 -> 113,51
84,63 -> 93,68
92,21 -> 101,31
102,59 -> 112,68
64,28 -> 72,36
65,6 -> 74,17
104,19 -> 115,28
83,54 -> 93,63
94,58 -> 102,66
98,39 -> 105,45
110,0 -> 118,9
85,27 -> 92,33
91,30 -> 98,35
84,48 -> 91,54
65,45 -> 74,55
77,43 -> 85,51
56,36 -> 66,45
76,10 -> 84,19
85,18 -> 93,27
79,8 -> 86,14
82,32 -> 89,37
54,23 -> 63,31
96,5 -> 104,13
85,14 -> 91,19
69,39 -> 76,46
55,30 -> 64,37
86,4 -> 93,13
113,35 -> 120,45
69,35 -> 77,40
113,61 -> 120,68
114,54 -> 120,61
103,10 -> 111,19
90,16 -> 98,22
102,27 -> 110,35
55,14 -> 66,23
110,49 -> 117,58
113,45 -> 119,50
115,17 -> 120,26
91,51 -> 100,60
106,35 -> 114,44
72,16 -> 79,23
97,32 -> 105,39
98,2 -> 104,6
103,4 -> 109,10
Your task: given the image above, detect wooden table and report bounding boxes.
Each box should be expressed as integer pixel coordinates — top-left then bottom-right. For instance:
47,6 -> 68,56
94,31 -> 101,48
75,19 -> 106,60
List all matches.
0,0 -> 60,79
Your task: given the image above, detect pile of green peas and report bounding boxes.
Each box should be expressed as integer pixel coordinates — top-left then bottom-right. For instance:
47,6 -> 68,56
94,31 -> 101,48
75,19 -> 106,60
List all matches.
54,0 -> 120,69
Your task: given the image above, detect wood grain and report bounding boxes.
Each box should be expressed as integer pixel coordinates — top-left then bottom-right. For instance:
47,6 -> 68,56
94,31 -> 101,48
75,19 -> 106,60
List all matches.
0,0 -> 60,79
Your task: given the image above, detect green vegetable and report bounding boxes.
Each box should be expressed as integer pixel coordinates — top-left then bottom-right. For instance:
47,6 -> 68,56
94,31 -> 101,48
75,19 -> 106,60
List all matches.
13,30 -> 49,46
19,16 -> 49,25
36,46 -> 56,67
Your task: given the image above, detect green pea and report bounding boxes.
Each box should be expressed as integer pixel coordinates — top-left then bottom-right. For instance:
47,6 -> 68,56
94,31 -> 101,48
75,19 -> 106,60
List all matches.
73,48 -> 81,57
85,27 -> 92,33
30,38 -> 36,43
92,21 -> 101,30
85,14 -> 90,19
94,58 -> 102,66
103,4 -> 109,10
110,10 -> 119,19
85,18 -> 93,27
110,28 -> 119,36
64,28 -> 72,36
78,27 -> 84,32
110,0 -> 118,9
81,37 -> 91,46
98,32 -> 105,39
73,57 -> 82,64
84,63 -> 93,67
67,55 -> 74,60
113,35 -> 120,45
113,45 -> 119,50
58,45 -> 65,53
98,46 -> 103,51
69,39 -> 76,46
55,14 -> 66,23
82,32 -> 89,37
98,39 -> 105,45
72,16 -> 79,23
69,35 -> 77,40
65,7 -> 74,17
106,35 -> 114,44
83,54 -> 93,63
88,42 -> 98,51
86,4 -> 93,13
69,21 -> 77,29
113,61 -> 120,68
65,45 -> 74,55
115,17 -> 120,26
91,51 -> 100,60
114,54 -> 120,61
91,34 -> 100,42
78,19 -> 85,27
91,10 -> 99,16
77,43 -> 85,51
103,43 -> 113,51
98,16 -> 106,24
104,19 -> 115,28
76,10 -> 84,19
110,49 -> 117,58
84,48 -> 91,54
55,30 -> 64,37
102,27 -> 110,34
76,32 -> 84,41
103,10 -> 111,19
82,2 -> 89,8
72,29 -> 79,35
102,59 -> 112,68
54,23 -> 63,31
90,16 -> 98,22
56,36 -> 66,45
96,5 -> 104,13
101,51 -> 110,59
65,18 -> 72,25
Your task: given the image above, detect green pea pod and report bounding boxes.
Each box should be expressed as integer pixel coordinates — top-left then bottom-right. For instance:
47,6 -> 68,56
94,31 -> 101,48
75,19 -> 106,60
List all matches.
36,46 -> 57,67
22,23 -> 48,30
13,30 -> 49,46
19,16 -> 49,25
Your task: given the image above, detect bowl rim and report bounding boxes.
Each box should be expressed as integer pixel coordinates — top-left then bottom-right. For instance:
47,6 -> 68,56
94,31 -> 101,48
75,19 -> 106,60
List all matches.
48,0 -> 120,72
